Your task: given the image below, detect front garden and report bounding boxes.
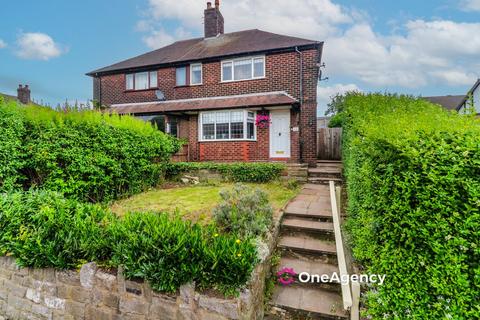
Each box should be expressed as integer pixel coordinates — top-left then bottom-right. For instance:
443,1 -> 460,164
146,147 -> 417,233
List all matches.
0,98 -> 295,299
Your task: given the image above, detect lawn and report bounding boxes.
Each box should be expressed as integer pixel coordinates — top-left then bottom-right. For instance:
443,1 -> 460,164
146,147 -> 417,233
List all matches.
110,182 -> 299,223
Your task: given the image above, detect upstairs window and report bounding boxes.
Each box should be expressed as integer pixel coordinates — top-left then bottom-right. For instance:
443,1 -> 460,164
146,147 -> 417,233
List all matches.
176,67 -> 187,86
190,63 -> 202,85
126,71 -> 157,90
221,56 -> 265,82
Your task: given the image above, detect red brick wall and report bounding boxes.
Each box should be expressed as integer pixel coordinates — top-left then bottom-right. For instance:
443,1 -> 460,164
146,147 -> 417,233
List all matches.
97,48 -> 319,165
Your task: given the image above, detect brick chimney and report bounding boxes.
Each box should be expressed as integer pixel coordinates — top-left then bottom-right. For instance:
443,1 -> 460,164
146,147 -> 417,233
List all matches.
17,84 -> 31,104
204,0 -> 224,38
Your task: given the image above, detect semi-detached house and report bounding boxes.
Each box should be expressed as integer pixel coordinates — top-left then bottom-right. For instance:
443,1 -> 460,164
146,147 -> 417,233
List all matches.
87,0 -> 323,166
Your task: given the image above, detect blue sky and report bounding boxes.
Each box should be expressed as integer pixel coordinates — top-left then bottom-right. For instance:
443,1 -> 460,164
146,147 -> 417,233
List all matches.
0,0 -> 479,114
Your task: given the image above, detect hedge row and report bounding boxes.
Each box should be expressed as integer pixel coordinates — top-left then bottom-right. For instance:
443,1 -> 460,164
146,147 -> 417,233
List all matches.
166,162 -> 286,183
0,100 -> 179,202
341,93 -> 480,319
0,190 -> 258,295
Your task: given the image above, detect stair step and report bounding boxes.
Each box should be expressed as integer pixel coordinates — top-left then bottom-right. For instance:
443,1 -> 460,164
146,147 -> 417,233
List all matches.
282,217 -> 334,234
272,285 -> 348,319
309,168 -> 342,174
279,235 -> 336,256
307,177 -> 343,185
278,256 -> 340,281
317,160 -> 342,164
284,207 -> 333,221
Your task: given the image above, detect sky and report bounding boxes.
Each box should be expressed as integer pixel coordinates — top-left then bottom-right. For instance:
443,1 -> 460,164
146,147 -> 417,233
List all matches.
0,0 -> 479,114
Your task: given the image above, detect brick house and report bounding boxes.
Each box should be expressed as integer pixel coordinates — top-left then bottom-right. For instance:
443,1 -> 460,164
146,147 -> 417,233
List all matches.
87,1 -> 323,165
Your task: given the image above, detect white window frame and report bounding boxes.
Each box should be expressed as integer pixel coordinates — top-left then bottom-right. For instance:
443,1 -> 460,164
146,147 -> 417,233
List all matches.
221,56 -> 265,83
126,71 -> 158,90
190,63 -> 203,85
198,109 -> 257,142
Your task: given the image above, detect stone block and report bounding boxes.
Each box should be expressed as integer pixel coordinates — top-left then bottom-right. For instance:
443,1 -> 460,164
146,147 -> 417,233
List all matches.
197,295 -> 239,319
56,270 -> 81,286
125,280 -> 143,297
148,295 -> 177,320
85,306 -> 120,320
44,296 -> 65,310
119,296 -> 148,315
95,270 -> 117,291
93,288 -> 119,309
4,279 -> 27,297
198,308 -> 229,320
31,303 -> 53,319
66,285 -> 91,303
65,300 -> 86,319
80,263 -> 97,289
26,288 -> 42,304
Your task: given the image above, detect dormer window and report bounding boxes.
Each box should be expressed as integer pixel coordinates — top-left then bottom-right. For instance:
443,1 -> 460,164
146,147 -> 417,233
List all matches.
126,71 -> 157,90
221,56 -> 265,82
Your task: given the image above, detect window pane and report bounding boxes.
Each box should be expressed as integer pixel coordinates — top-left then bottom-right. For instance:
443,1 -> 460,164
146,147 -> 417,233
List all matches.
167,122 -> 178,137
202,124 -> 215,140
247,111 -> 255,119
149,71 -> 157,88
253,58 -> 264,78
234,59 -> 252,80
202,113 -> 215,124
135,72 -> 148,90
231,122 -> 244,139
222,62 -> 232,81
230,111 -> 243,122
216,123 -> 229,139
247,121 -> 255,139
126,74 -> 134,90
191,64 -> 202,84
176,67 -> 186,86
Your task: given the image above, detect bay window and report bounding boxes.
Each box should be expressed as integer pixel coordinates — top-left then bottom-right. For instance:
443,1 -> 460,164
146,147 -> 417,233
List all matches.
125,71 -> 157,90
221,56 -> 265,82
200,110 -> 256,141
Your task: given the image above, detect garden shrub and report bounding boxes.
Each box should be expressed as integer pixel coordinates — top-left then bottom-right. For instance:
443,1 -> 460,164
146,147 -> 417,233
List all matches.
0,101 -> 179,202
341,93 -> 480,319
109,212 -> 258,295
0,190 -> 115,269
0,191 -> 258,295
213,184 -> 273,238
166,162 -> 285,183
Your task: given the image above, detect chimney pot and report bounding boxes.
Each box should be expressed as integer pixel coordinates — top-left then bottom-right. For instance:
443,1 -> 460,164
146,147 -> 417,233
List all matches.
215,0 -> 219,8
19,84 -> 23,88
207,1 -> 212,8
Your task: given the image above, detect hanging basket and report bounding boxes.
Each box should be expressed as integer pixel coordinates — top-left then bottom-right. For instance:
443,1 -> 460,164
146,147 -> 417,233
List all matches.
255,114 -> 271,128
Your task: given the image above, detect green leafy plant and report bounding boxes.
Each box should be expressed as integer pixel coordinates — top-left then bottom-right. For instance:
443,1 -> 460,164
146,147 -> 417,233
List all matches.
0,100 -> 180,202
213,184 -> 274,238
341,93 -> 480,319
166,162 -> 286,183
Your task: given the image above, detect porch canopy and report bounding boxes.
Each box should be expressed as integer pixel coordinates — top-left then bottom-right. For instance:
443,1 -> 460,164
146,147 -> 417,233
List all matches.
109,91 -> 298,114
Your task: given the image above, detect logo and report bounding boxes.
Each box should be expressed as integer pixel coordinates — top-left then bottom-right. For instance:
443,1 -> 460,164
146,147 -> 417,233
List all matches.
277,267 -> 297,285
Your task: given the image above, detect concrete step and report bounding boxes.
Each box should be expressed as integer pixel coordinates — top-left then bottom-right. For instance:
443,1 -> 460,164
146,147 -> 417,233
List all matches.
307,177 -> 343,185
282,217 -> 334,236
272,285 -> 348,319
284,206 -> 333,222
278,235 -> 336,257
308,169 -> 342,179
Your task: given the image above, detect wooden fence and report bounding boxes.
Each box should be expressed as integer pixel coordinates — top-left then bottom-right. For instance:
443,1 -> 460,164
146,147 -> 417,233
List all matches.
317,128 -> 342,160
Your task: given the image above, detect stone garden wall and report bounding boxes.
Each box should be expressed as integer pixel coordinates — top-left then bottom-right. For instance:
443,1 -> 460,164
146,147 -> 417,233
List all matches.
0,255 -> 271,320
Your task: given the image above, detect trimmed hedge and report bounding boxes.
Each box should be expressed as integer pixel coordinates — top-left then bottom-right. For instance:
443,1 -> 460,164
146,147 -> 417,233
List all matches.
0,100 -> 179,202
341,93 -> 480,319
0,190 -> 258,295
166,162 -> 285,183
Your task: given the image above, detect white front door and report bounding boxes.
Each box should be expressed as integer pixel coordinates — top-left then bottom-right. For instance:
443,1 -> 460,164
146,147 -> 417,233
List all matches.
269,110 -> 291,158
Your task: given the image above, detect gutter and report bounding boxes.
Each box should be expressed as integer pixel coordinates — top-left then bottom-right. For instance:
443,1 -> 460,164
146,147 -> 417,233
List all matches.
295,46 -> 304,163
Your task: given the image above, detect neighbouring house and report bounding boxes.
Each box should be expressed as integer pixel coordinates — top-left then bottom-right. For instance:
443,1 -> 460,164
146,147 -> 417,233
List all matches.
86,0 -> 323,165
0,84 -> 32,105
424,78 -> 480,115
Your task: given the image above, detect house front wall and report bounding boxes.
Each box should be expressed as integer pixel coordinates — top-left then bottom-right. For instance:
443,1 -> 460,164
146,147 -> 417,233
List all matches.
95,48 -> 319,165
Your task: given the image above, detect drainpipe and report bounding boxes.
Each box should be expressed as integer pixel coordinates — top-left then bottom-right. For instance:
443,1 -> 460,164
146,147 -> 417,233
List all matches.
295,47 -> 304,163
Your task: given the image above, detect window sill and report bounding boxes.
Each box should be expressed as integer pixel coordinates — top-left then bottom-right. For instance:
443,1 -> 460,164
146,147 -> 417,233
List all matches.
220,77 -> 266,84
124,88 -> 158,93
199,139 -> 257,142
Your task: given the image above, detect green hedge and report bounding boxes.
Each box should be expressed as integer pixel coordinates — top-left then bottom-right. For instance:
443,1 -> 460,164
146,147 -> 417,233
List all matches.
166,162 -> 286,183
0,190 -> 258,295
0,100 -> 179,202
341,93 -> 480,319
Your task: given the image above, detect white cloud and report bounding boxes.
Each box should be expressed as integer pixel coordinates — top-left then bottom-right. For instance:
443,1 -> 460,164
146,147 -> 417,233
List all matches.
139,0 -> 480,89
0,39 -> 6,48
317,83 -> 361,115
461,0 -> 480,11
15,32 -> 65,60
142,27 -> 192,49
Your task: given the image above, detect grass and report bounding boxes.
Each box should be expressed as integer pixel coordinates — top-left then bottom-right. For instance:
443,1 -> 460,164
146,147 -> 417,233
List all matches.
110,181 -> 300,223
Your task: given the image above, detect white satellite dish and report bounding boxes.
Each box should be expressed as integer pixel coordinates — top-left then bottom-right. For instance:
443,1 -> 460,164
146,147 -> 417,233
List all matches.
155,90 -> 166,101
